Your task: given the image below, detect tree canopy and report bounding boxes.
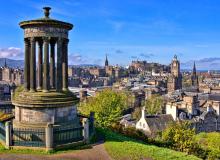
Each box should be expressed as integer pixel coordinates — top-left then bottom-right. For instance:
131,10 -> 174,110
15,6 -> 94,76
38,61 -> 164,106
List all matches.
79,89 -> 127,128
145,94 -> 163,115
162,121 -> 197,154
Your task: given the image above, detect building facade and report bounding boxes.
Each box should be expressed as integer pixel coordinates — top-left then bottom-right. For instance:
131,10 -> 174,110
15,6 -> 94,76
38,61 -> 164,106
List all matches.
167,55 -> 182,93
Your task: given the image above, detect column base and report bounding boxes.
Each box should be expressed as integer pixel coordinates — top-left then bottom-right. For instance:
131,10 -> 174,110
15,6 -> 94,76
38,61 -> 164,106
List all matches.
62,88 -> 68,91
46,147 -> 54,152
37,87 -> 42,90
29,89 -> 36,92
43,89 -> 49,93
24,88 -> 29,92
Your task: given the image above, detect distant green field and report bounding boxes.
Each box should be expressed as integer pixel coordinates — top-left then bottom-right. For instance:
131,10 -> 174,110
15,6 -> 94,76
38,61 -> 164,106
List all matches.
102,129 -> 201,160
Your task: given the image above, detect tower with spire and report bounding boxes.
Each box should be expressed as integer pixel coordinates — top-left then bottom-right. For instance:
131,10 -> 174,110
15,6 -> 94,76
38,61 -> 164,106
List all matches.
105,54 -> 109,67
167,55 -> 182,93
191,61 -> 199,88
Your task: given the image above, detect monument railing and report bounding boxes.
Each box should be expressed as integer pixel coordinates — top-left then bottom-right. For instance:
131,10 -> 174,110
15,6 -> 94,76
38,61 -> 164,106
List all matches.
53,125 -> 84,146
12,127 -> 46,147
0,122 -> 5,142
1,114 -> 95,150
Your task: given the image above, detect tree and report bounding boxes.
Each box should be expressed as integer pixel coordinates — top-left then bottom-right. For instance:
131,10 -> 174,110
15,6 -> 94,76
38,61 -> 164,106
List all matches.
79,89 -> 127,128
145,94 -> 163,115
162,121 -> 197,154
131,107 -> 142,120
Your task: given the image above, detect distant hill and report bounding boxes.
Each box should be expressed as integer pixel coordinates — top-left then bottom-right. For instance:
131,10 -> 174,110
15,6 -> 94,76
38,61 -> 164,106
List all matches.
0,59 -> 101,69
69,64 -> 101,67
0,58 -> 24,68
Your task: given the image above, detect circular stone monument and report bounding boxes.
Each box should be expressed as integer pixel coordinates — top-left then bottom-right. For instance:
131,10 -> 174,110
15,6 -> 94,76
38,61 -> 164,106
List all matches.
12,7 -> 79,128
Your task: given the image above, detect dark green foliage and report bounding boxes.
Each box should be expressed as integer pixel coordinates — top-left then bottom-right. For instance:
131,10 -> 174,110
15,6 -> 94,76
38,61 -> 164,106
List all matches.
79,89 -> 127,128
110,123 -> 147,142
145,94 -> 163,115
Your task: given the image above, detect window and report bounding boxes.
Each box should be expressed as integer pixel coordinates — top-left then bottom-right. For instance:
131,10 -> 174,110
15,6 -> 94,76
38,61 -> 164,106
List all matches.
139,122 -> 142,126
143,123 -> 145,128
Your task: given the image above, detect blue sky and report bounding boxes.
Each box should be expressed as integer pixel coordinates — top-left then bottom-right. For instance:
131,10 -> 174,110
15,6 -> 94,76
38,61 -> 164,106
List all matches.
1,0 -> 220,69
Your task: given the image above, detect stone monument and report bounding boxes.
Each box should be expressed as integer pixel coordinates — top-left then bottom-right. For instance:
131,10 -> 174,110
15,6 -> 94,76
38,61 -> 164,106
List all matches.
12,6 -> 78,127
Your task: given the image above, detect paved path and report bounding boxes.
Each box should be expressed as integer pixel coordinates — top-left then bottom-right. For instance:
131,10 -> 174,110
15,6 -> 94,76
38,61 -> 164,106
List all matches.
0,142 -> 112,160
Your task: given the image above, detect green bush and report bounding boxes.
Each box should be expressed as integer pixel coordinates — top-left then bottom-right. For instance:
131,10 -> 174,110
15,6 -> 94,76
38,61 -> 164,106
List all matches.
162,121 -> 206,158
196,132 -> 220,160
110,123 -> 147,142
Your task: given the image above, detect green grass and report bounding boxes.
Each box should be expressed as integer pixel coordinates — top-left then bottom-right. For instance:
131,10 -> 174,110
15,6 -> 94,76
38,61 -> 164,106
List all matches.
101,129 -> 201,160
0,142 -> 91,155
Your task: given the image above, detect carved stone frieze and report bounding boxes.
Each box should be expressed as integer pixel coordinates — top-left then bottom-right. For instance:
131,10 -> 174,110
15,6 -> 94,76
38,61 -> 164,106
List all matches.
24,26 -> 68,38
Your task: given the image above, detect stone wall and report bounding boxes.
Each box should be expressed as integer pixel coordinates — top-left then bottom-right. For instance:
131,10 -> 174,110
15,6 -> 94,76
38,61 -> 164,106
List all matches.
15,105 -> 77,124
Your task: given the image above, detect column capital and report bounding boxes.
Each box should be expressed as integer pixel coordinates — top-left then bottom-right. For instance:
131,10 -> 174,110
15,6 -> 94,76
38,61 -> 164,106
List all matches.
30,37 -> 36,42
24,38 -> 30,44
57,37 -> 63,44
43,37 -> 50,42
63,38 -> 69,44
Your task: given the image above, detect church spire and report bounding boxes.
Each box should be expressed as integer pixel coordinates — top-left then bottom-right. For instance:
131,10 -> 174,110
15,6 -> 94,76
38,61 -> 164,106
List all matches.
191,61 -> 199,88
105,54 -> 109,67
193,61 -> 196,74
4,58 -> 7,68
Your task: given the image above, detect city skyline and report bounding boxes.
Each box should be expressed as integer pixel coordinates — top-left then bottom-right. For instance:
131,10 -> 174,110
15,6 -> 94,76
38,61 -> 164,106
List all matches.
1,0 -> 220,69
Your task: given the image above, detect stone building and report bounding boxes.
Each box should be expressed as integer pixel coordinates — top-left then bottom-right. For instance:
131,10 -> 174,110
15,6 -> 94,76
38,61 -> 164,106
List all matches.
89,67 -> 106,77
166,94 -> 200,120
2,67 -> 12,82
167,55 -> 182,93
0,59 -> 24,85
192,107 -> 220,132
136,107 -> 174,137
68,66 -> 82,77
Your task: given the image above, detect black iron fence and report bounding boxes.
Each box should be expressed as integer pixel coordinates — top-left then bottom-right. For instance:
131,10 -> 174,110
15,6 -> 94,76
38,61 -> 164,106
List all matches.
89,118 -> 94,137
53,125 -> 83,146
12,128 -> 45,147
0,122 -> 5,142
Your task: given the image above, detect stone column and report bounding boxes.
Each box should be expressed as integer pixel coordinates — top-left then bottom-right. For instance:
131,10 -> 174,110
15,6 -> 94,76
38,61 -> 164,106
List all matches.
62,39 -> 69,91
45,123 -> 53,151
50,40 -> 56,89
30,37 -> 36,92
43,37 -> 50,92
56,38 -> 63,91
5,121 -> 12,149
37,40 -> 43,90
24,38 -> 30,91
82,118 -> 89,143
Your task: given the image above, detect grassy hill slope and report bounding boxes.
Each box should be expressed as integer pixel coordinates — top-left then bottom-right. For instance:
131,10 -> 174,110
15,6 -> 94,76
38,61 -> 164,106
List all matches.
101,129 -> 201,160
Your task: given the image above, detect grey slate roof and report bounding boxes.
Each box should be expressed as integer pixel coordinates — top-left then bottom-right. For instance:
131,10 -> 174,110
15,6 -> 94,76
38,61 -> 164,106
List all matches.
145,114 -> 174,133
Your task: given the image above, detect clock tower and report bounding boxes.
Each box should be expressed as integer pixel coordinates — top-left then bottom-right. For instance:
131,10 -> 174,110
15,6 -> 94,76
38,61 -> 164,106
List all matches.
167,55 -> 182,93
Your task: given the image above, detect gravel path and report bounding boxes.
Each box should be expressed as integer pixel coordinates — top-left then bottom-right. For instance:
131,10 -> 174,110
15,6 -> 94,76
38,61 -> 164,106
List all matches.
0,142 -> 111,160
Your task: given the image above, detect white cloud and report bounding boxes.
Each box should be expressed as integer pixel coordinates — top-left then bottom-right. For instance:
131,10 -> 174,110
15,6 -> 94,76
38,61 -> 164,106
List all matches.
69,53 -> 88,65
0,47 -> 23,59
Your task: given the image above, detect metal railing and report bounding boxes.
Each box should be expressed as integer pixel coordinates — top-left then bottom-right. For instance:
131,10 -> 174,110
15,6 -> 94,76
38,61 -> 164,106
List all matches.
53,125 -> 83,146
12,128 -> 45,147
0,122 -> 5,142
